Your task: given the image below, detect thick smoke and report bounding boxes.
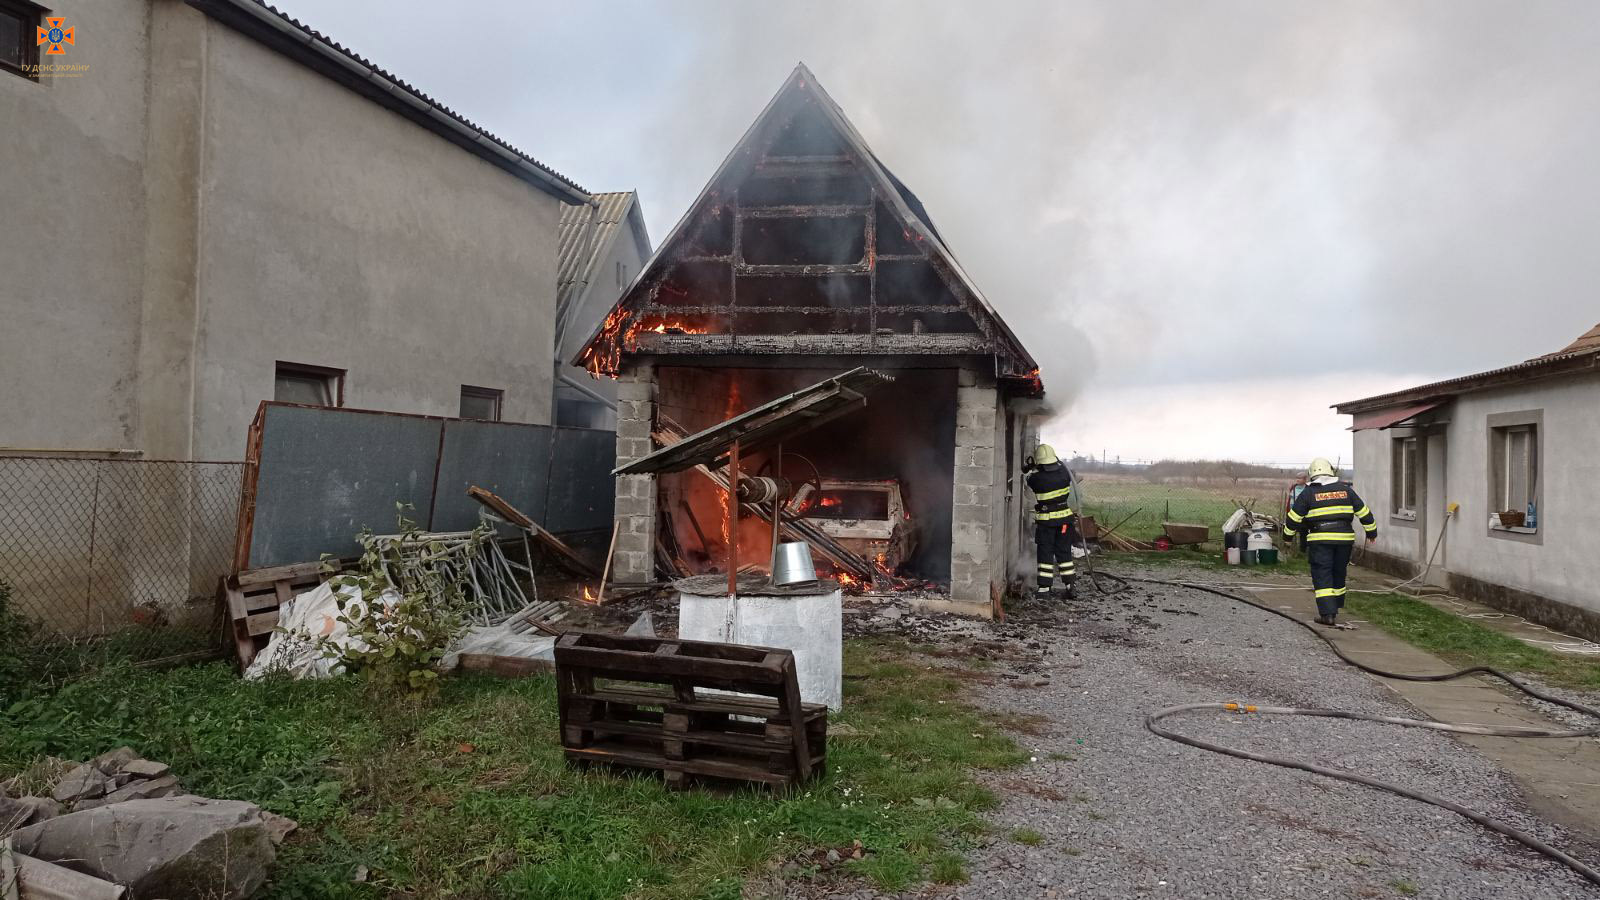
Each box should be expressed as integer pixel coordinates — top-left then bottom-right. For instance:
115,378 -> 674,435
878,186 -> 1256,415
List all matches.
290,0 -> 1600,458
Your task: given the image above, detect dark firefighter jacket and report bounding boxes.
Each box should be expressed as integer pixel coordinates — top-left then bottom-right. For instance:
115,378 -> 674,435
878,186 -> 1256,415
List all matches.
1026,463 -> 1075,522
1283,480 -> 1377,544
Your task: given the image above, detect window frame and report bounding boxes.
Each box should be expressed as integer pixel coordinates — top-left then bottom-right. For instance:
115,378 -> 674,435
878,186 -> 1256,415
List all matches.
1486,410 -> 1542,543
459,385 -> 504,422
1390,435 -> 1419,523
0,0 -> 45,81
273,361 -> 345,408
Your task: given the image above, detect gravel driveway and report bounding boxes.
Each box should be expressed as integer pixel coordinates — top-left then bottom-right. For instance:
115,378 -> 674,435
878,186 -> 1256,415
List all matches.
839,564 -> 1600,899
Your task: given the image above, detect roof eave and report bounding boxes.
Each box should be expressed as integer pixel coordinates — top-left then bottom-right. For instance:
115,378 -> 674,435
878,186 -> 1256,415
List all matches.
1333,351 -> 1600,415
189,0 -> 590,205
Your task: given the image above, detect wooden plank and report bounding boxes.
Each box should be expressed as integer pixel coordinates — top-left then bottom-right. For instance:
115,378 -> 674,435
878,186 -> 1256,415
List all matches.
459,653 -> 555,678
244,610 -> 279,636
563,744 -> 794,786
236,561 -> 326,587
567,687 -> 825,721
467,485 -> 599,578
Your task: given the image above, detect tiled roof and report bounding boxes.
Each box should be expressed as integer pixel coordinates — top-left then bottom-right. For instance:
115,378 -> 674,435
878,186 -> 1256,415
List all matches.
190,0 -> 588,202
1550,321 -> 1600,356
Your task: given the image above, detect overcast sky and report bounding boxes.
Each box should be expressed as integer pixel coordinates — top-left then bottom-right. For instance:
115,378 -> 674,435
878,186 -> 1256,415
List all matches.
282,0 -> 1598,467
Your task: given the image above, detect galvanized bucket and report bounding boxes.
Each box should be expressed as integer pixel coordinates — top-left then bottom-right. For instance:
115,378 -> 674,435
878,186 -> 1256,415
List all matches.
772,542 -> 819,586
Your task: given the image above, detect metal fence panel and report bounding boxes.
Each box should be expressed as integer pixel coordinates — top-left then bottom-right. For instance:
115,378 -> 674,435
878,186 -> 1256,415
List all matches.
544,426 -> 616,534
244,404 -> 616,570
431,420 -> 554,534
249,406 -> 442,567
0,458 -> 242,664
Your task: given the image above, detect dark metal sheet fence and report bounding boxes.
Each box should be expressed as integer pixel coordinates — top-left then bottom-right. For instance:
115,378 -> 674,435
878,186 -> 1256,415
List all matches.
240,403 -> 616,570
0,457 -> 243,663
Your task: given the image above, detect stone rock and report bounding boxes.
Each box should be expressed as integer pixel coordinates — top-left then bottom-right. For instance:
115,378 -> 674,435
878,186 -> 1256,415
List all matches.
90,747 -> 140,775
0,848 -> 128,900
51,764 -> 110,804
101,774 -> 181,805
120,759 -> 170,779
3,791 -> 62,826
260,811 -> 299,845
6,796 -> 275,900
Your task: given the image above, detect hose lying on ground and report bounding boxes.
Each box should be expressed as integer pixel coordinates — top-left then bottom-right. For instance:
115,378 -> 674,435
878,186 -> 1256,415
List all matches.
1130,575 -> 1600,889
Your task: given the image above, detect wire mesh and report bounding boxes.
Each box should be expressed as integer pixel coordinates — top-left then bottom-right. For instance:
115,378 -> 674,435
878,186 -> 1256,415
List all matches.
0,457 -> 243,671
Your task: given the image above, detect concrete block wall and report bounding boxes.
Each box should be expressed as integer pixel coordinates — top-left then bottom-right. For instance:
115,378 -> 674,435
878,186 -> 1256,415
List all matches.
948,366 -> 1001,614
612,362 -> 656,583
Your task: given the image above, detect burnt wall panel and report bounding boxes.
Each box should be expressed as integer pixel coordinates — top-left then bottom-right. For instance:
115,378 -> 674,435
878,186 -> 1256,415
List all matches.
742,216 -> 866,266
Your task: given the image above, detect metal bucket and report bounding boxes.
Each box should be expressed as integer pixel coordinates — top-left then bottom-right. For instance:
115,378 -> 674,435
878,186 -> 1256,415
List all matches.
772,542 -> 818,586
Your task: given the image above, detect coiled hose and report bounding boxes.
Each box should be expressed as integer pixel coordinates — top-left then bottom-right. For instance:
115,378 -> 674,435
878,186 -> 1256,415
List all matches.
1126,575 -> 1600,888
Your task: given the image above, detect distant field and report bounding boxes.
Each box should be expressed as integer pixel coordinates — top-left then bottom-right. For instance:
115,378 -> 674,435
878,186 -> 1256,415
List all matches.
1073,474 -> 1290,543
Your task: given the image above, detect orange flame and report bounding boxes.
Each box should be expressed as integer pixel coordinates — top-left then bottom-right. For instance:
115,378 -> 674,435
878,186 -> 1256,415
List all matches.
581,586 -> 597,604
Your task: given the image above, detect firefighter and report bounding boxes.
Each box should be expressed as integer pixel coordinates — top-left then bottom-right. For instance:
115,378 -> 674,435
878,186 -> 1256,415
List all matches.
1026,444 -> 1077,598
1282,457 -> 1376,626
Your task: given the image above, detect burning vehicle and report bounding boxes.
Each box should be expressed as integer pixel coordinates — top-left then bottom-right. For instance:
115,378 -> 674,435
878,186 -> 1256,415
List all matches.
791,479 -> 916,573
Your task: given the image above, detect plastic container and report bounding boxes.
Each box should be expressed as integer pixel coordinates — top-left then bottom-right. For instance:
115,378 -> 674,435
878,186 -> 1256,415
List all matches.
1242,549 -> 1257,565
1246,529 -> 1274,553
1257,547 -> 1279,565
1226,547 -> 1241,565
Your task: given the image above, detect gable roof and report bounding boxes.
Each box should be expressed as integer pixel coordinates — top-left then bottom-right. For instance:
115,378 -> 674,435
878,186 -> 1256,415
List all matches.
556,192 -> 651,355
188,0 -> 589,204
573,63 -> 1039,380
1335,320 -> 1600,414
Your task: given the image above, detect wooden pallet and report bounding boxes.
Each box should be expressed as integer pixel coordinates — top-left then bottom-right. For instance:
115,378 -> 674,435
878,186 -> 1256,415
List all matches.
219,561 -> 339,670
554,632 -> 827,789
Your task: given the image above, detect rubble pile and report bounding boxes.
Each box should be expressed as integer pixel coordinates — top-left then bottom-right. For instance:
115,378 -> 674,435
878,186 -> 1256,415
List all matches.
1,749 -> 296,899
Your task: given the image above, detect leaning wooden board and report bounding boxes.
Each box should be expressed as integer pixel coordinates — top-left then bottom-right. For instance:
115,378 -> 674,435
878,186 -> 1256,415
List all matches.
554,632 -> 826,790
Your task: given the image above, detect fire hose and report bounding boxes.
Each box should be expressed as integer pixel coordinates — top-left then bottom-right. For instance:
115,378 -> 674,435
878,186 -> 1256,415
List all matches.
1122,576 -> 1600,888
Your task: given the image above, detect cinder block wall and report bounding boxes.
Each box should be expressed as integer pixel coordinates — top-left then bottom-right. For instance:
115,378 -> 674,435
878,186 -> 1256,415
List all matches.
612,362 -> 656,583
948,366 -> 1001,615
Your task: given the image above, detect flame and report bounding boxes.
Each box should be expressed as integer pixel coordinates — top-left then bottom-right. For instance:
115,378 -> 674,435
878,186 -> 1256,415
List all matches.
819,496 -> 841,508
581,586 -> 596,604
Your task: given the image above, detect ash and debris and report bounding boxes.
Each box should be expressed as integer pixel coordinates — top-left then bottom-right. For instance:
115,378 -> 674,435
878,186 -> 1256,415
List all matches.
781,562 -> 1600,900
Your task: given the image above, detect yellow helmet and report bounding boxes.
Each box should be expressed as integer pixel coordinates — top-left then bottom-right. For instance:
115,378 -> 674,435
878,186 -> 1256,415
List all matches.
1308,457 -> 1337,479
1035,444 -> 1059,465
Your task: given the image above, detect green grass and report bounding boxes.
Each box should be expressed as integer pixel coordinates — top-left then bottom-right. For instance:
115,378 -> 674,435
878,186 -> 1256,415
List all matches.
1076,475 -> 1286,541
1346,592 -> 1600,691
1010,827 -> 1044,846
0,638 -> 1026,899
1390,877 -> 1420,896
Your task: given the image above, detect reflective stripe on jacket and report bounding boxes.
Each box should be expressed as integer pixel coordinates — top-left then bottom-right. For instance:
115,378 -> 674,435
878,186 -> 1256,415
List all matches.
1283,481 -> 1376,543
1027,464 -> 1075,522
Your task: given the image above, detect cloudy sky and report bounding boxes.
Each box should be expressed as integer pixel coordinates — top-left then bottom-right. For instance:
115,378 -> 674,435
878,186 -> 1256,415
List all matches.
282,0 -> 1599,467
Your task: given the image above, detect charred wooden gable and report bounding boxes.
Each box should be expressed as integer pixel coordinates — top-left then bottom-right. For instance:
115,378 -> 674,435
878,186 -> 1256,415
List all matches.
576,64 -> 1038,382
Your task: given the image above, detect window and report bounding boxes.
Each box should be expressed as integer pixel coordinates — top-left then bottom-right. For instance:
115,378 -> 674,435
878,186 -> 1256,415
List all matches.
460,385 -> 503,421
1391,436 -> 1419,520
274,362 -> 343,407
615,261 -> 627,288
1492,425 -> 1537,517
555,397 -> 609,430
0,0 -> 43,79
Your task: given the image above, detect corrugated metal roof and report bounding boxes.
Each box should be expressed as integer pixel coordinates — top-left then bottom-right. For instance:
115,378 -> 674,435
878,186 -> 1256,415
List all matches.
190,0 -> 588,201
1335,338 -> 1600,413
558,192 -> 637,313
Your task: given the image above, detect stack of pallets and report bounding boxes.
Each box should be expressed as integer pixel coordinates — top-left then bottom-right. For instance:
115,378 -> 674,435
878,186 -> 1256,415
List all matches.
554,632 -> 827,789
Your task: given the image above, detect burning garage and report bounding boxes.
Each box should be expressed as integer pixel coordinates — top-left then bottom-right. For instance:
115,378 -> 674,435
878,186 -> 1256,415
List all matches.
577,64 -> 1046,616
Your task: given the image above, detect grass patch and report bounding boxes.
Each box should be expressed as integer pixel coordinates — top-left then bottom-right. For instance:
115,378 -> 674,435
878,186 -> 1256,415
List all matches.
1390,877 -> 1420,896
0,638 -> 1025,898
1099,549 -> 1310,577
1010,827 -> 1044,846
1346,593 -> 1600,691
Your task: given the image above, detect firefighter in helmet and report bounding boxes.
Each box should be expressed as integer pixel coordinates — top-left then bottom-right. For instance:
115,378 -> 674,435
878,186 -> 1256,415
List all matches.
1026,444 -> 1077,598
1282,457 -> 1376,625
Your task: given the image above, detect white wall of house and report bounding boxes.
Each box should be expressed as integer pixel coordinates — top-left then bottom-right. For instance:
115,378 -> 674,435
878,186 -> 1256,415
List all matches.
1353,369 -> 1600,615
0,0 -> 564,462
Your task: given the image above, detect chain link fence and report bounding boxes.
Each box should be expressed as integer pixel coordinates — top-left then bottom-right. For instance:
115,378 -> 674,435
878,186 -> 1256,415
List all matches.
0,457 -> 243,673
